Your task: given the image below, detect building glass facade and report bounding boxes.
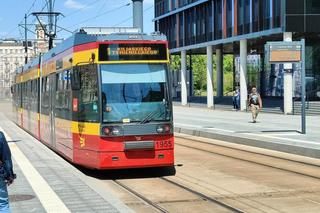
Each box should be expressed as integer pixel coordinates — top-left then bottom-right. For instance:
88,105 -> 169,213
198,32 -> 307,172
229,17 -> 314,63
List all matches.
155,0 -> 282,49
155,0 -> 320,99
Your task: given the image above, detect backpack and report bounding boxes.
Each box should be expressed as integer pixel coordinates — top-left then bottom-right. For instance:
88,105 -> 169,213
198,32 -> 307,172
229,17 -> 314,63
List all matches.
250,93 -> 260,105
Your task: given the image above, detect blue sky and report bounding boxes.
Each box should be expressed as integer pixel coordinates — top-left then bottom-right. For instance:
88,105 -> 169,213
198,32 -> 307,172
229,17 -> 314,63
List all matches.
0,0 -> 155,40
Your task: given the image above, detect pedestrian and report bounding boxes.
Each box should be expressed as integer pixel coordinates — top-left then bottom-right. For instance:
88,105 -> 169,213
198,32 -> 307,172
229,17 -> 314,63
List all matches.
232,88 -> 240,110
248,86 -> 262,123
0,131 -> 16,213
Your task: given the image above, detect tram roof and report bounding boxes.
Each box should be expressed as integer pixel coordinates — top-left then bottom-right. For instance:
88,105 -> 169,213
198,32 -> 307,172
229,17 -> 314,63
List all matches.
19,28 -> 167,73
42,29 -> 167,62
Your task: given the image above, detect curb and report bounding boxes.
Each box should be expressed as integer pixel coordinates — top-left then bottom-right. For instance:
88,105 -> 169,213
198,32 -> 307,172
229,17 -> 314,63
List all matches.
174,127 -> 320,159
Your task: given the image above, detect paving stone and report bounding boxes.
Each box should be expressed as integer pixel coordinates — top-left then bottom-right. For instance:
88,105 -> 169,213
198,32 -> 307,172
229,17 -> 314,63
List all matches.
0,114 -> 130,213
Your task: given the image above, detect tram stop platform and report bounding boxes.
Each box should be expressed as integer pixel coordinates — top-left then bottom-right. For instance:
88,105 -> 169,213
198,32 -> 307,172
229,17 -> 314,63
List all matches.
0,114 -> 133,213
174,106 -> 320,159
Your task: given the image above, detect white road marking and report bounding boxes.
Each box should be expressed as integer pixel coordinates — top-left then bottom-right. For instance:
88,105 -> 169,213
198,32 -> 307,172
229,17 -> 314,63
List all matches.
174,123 -> 235,133
175,123 -> 319,145
206,127 -> 235,133
263,133 -> 300,136
0,127 -> 71,213
243,132 -> 319,145
174,123 -> 203,129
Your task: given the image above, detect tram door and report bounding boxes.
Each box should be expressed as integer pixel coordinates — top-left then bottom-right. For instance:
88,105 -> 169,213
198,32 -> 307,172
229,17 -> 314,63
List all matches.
49,74 -> 56,148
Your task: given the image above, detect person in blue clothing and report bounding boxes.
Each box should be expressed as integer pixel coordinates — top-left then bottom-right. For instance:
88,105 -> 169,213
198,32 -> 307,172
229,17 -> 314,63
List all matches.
232,87 -> 240,110
0,131 -> 16,213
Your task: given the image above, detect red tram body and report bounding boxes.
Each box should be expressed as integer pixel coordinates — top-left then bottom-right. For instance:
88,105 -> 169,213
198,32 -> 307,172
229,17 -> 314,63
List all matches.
12,28 -> 174,170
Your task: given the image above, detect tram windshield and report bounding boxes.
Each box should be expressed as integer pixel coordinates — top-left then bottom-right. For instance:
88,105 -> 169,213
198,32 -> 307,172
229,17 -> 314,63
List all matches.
100,64 -> 171,123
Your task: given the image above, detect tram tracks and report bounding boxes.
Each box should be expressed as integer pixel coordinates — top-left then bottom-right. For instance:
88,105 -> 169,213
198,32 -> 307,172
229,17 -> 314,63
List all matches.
175,134 -> 320,181
109,135 -> 320,213
160,177 -> 245,213
170,135 -> 320,212
113,176 -> 245,213
114,180 -> 169,213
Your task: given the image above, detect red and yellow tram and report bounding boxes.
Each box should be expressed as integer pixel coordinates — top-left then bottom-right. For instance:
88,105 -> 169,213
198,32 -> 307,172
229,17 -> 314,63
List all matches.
12,28 -> 174,170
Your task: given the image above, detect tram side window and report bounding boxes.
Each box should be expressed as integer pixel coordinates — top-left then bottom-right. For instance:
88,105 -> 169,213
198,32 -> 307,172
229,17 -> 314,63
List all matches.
36,79 -> 39,112
56,72 -> 64,111
21,83 -> 24,109
77,65 -> 99,122
17,84 -> 21,108
31,79 -> 38,113
28,81 -> 32,111
41,77 -> 50,115
22,82 -> 28,109
64,70 -> 72,119
55,71 -> 71,120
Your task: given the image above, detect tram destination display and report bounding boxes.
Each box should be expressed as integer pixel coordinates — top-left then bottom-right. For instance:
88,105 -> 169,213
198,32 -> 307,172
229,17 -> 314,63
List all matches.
99,43 -> 168,61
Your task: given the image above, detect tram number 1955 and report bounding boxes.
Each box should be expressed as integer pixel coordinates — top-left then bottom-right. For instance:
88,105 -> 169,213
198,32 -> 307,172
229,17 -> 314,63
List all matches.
156,140 -> 173,149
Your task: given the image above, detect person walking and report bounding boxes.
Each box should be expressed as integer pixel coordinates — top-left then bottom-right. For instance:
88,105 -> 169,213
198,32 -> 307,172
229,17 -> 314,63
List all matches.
248,86 -> 262,123
0,131 -> 16,213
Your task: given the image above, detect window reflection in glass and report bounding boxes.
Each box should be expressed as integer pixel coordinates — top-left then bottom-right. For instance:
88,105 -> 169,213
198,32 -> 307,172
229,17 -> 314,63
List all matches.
100,64 -> 170,123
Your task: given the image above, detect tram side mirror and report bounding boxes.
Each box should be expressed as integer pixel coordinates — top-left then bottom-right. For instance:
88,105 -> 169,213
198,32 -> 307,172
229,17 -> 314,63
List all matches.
71,68 -> 81,90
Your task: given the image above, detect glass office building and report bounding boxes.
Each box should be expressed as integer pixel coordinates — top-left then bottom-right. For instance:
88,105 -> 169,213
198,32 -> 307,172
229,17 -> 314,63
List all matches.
154,0 -> 320,99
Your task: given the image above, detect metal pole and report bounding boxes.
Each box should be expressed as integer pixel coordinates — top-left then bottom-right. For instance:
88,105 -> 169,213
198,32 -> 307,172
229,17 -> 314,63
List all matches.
207,46 -> 214,108
189,51 -> 192,98
39,55 -> 42,117
301,39 -> 306,134
48,0 -> 54,49
181,50 -> 187,106
24,14 -> 28,64
132,0 -> 143,32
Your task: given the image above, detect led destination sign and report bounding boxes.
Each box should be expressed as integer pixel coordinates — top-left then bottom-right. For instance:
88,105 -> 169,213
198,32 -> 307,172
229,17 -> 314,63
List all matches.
110,47 -> 159,55
99,43 -> 168,61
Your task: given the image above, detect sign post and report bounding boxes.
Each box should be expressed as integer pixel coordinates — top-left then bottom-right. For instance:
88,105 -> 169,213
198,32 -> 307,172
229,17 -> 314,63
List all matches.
266,40 -> 306,134
301,39 -> 306,134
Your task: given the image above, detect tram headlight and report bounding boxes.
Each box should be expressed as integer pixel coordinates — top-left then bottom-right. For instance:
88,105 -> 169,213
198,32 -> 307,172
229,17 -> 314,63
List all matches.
156,124 -> 171,134
102,126 -> 122,136
112,127 -> 121,136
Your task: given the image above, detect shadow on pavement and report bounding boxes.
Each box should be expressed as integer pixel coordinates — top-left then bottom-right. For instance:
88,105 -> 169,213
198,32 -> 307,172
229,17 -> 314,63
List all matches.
77,165 -> 177,180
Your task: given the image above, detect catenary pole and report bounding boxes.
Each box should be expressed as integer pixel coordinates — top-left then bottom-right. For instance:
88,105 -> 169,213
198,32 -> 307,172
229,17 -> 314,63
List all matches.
24,14 -> 28,64
48,0 -> 54,49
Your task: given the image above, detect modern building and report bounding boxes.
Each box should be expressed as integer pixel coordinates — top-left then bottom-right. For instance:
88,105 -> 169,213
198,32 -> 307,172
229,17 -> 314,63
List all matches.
0,39 -> 34,99
154,0 -> 320,113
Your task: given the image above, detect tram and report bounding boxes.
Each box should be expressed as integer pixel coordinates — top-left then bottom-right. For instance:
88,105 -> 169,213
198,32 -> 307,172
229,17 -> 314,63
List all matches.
11,28 -> 174,170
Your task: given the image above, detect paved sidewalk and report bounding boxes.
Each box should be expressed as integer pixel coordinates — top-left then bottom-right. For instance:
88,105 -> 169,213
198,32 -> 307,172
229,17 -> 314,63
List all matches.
0,114 -> 133,213
173,106 -> 320,158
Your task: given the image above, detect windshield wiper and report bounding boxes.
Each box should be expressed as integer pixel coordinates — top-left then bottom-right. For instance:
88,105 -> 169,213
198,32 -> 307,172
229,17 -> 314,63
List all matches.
139,109 -> 166,124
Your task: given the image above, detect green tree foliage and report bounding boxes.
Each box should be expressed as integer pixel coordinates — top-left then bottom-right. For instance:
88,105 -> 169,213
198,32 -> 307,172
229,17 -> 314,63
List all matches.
170,55 -> 181,71
192,55 -> 207,95
170,54 -> 234,96
223,55 -> 234,94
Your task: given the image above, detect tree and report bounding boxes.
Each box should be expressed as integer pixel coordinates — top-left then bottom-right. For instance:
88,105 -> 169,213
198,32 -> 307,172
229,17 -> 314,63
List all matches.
192,55 -> 207,95
169,54 -> 234,96
170,55 -> 181,71
223,55 -> 234,94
